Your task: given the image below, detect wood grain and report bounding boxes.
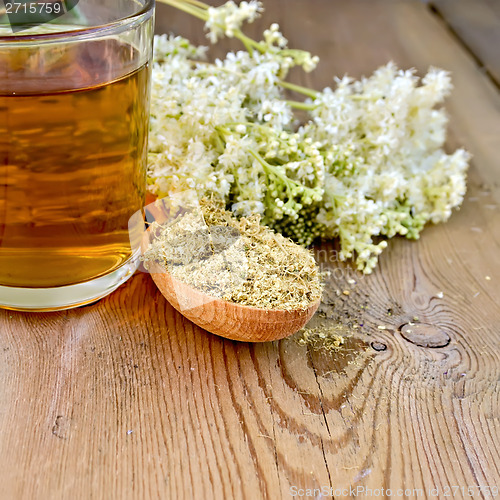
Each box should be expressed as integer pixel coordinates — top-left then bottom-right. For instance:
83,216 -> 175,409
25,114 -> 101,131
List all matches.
431,0 -> 500,87
1,1 -> 499,499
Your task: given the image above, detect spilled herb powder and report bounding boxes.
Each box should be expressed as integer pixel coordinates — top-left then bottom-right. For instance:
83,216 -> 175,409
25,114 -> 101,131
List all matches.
143,198 -> 322,311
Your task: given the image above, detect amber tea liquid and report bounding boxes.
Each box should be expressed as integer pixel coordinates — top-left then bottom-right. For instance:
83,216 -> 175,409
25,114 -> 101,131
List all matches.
0,39 -> 150,288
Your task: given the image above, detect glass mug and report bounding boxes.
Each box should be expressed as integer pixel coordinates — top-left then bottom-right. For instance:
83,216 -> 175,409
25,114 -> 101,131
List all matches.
0,0 -> 154,310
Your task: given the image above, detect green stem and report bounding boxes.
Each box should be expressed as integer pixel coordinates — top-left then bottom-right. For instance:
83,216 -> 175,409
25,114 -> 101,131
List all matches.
215,125 -> 232,137
157,0 -> 209,22
249,149 -> 290,191
278,80 -> 318,99
286,100 -> 317,111
214,129 -> 225,154
249,149 -> 316,197
182,0 -> 209,10
236,31 -> 266,54
157,0 -> 265,54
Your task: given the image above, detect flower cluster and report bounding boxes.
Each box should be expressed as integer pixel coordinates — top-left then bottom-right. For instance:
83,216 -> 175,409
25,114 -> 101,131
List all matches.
148,0 -> 470,273
205,0 -> 263,42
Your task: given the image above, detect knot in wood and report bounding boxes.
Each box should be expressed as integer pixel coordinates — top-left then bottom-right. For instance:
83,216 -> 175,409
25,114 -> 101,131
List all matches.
399,323 -> 450,348
371,341 -> 387,351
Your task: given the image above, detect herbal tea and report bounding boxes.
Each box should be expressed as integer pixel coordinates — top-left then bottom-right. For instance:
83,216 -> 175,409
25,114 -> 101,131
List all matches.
0,39 -> 150,288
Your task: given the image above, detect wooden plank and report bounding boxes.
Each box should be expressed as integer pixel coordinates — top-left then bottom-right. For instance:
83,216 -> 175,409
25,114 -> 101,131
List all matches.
431,0 -> 500,86
0,1 -> 499,499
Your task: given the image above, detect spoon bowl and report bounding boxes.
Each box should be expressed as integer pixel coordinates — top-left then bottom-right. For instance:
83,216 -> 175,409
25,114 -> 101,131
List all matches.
147,261 -> 320,342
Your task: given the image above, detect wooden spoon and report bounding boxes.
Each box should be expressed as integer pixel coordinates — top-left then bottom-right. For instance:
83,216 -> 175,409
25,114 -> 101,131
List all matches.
141,225 -> 319,342
148,263 -> 319,342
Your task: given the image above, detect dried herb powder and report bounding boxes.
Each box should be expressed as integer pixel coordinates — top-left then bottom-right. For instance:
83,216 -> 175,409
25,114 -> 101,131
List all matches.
297,325 -> 346,352
142,198 -> 322,311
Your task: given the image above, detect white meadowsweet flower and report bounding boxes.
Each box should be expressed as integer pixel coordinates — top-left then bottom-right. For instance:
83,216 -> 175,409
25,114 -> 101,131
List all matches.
148,11 -> 470,273
205,0 -> 263,42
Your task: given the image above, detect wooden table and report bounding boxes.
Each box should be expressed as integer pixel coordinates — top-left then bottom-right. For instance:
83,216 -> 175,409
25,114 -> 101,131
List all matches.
1,1 -> 499,498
